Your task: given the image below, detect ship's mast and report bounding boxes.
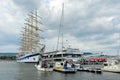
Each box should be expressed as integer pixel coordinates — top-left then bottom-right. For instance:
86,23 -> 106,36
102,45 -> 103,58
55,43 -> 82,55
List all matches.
20,11 -> 43,54
56,3 -> 64,51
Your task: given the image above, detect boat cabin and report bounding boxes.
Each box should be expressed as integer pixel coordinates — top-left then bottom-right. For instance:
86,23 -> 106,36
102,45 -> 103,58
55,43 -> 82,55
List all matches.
41,48 -> 82,63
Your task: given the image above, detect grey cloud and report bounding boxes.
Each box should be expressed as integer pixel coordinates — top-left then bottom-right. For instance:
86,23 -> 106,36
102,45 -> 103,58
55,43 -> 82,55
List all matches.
13,0 -> 41,11
105,44 -> 120,50
42,0 -> 120,51
58,0 -> 120,37
0,30 -> 19,46
98,40 -> 116,46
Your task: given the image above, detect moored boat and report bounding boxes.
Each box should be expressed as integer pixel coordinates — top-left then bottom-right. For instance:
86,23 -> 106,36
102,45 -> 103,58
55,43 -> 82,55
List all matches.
101,59 -> 120,73
53,59 -> 77,73
35,60 -> 53,72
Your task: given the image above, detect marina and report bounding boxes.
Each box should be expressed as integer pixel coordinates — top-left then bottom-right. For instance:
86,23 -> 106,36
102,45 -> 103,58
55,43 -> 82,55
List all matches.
34,48 -> 81,73
1,0 -> 120,80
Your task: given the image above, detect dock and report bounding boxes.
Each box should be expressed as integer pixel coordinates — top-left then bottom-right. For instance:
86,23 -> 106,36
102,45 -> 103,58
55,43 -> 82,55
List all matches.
77,64 -> 103,74
78,67 -> 102,74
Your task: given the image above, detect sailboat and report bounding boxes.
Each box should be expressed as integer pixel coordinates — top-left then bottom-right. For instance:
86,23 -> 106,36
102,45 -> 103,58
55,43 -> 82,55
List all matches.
16,11 -> 44,63
35,4 -> 82,72
51,3 -> 78,73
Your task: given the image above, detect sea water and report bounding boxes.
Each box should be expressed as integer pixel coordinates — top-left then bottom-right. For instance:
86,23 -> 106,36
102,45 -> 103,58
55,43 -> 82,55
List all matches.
0,61 -> 119,80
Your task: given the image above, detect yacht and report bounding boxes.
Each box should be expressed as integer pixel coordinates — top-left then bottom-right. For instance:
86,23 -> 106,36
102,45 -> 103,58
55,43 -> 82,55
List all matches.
53,59 -> 77,73
35,60 -> 53,72
101,59 -> 120,73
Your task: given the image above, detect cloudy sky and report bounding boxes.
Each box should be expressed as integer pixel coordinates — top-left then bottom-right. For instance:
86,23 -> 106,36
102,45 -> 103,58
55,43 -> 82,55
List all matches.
0,0 -> 120,55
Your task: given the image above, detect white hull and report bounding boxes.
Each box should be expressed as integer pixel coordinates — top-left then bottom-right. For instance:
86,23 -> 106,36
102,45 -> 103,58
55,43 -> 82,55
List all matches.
35,64 -> 53,71
101,66 -> 120,73
102,68 -> 120,73
102,59 -> 120,73
16,53 -> 40,63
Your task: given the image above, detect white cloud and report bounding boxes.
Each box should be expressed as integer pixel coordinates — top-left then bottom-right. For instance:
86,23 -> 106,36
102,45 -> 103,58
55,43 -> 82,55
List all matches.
91,16 -> 114,26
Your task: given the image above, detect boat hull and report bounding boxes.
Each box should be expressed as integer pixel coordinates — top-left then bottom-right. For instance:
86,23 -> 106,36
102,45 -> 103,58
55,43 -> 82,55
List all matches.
53,68 -> 77,73
101,58 -> 120,73
16,53 -> 40,63
101,68 -> 120,73
35,65 -> 53,71
53,65 -> 77,73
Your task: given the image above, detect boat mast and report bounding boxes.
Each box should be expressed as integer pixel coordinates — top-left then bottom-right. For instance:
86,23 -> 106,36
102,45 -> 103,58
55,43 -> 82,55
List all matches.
56,3 -> 64,51
118,33 -> 120,56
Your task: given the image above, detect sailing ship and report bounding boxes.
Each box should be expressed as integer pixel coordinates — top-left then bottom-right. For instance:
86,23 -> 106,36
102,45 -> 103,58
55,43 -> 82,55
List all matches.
16,11 -> 44,63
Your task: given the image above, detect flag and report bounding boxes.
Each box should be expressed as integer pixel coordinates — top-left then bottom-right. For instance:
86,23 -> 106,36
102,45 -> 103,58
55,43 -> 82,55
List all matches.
40,45 -> 45,53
